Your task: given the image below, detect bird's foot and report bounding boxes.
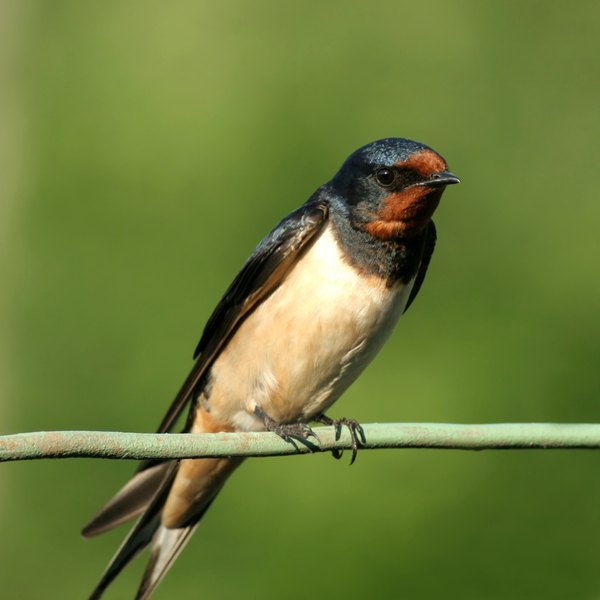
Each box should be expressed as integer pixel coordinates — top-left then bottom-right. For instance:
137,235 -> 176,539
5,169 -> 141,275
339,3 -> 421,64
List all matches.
254,406 -> 318,449
316,414 -> 365,465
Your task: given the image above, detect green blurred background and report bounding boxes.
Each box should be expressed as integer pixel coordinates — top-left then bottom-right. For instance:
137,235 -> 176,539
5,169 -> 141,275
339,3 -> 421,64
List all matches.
1,1 -> 599,598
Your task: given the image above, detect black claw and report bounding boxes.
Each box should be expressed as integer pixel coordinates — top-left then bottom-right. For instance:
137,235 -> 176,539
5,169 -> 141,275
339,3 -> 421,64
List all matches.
302,424 -> 319,441
316,414 -> 364,464
254,406 -> 318,450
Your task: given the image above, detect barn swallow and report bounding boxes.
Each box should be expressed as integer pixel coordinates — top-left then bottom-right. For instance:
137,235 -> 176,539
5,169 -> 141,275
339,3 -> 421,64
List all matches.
83,137 -> 459,599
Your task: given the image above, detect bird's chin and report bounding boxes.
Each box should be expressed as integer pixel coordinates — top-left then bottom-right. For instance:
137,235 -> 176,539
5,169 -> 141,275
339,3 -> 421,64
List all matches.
362,188 -> 442,241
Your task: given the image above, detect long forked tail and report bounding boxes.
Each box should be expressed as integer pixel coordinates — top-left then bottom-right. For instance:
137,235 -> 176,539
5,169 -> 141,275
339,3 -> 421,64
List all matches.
87,462 -> 179,599
85,456 -> 242,599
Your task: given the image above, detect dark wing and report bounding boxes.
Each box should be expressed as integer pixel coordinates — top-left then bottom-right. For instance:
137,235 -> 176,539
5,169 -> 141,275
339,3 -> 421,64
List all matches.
403,219 -> 436,314
155,198 -> 329,434
82,198 -> 329,539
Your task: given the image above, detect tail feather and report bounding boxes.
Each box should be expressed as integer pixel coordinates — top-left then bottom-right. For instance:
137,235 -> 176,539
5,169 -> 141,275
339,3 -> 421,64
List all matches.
83,462 -> 173,538
88,463 -> 178,599
87,459 -> 241,599
86,407 -> 244,599
135,522 -> 200,600
134,491 -> 220,600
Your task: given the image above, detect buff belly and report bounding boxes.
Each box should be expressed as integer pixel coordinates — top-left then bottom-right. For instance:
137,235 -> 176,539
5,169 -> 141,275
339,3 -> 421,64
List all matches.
163,225 -> 416,526
202,224 -> 415,431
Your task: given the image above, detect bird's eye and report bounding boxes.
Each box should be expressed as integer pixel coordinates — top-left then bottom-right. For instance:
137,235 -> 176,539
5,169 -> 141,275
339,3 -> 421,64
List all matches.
375,167 -> 396,187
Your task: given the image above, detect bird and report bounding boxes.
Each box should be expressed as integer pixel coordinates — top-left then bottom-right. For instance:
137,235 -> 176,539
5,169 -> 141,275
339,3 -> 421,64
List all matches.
83,137 -> 460,599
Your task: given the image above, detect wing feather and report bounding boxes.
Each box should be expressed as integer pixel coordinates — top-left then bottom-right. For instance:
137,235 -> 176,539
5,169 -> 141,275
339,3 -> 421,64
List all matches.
155,198 -> 329,435
403,219 -> 436,314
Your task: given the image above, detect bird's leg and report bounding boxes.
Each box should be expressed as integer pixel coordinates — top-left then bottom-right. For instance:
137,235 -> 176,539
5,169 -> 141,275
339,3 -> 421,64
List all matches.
315,414 -> 365,465
254,406 -> 318,447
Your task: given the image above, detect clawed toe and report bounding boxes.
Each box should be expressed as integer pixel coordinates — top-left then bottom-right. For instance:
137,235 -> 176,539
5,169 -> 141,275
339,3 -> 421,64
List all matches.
254,406 -> 317,446
278,422 -> 317,443
253,406 -> 363,461
316,414 -> 365,464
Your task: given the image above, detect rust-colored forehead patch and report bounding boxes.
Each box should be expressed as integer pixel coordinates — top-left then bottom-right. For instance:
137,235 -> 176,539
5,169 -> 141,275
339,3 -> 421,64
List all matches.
394,149 -> 447,178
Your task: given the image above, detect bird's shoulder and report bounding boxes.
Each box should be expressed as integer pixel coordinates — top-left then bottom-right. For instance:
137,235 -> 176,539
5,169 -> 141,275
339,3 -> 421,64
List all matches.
194,197 -> 329,358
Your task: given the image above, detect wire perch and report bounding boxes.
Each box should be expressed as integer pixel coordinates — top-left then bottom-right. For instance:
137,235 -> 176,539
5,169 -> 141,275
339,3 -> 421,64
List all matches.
1,423 -> 599,462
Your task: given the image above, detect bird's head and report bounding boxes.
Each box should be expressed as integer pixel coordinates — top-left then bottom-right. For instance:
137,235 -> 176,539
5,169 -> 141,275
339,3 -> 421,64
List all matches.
329,138 -> 460,240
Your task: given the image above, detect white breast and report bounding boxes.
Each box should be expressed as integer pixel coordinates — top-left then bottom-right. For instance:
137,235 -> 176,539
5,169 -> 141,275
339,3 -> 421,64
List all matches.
207,224 -> 415,431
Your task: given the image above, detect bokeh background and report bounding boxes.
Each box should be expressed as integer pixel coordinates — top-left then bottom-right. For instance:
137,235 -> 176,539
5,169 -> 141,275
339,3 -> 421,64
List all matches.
1,1 -> 599,598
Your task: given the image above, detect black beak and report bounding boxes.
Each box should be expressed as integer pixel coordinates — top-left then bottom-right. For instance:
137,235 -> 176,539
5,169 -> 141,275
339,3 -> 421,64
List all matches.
418,170 -> 461,188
